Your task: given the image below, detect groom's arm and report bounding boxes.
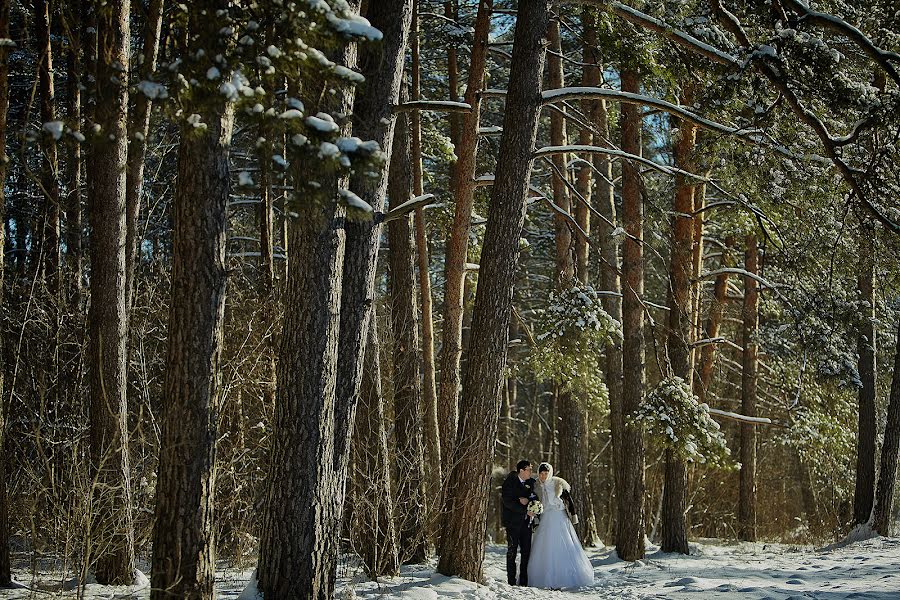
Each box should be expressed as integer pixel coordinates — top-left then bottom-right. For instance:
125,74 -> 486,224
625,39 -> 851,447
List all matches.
501,477 -> 527,514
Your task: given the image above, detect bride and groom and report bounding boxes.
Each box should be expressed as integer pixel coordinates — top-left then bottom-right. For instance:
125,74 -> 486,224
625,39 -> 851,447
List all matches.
501,460 -> 594,589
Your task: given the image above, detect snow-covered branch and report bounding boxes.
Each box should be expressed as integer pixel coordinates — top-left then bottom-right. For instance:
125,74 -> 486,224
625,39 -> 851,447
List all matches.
784,0 -> 900,85
701,267 -> 780,291
534,144 -> 708,183
378,193 -> 437,224
396,100 -> 472,113
707,408 -> 773,425
568,1 -> 740,67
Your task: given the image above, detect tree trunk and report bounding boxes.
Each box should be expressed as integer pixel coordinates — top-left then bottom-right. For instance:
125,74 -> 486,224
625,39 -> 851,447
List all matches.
445,0 -> 461,146
388,109 -> 429,563
86,0 -> 136,583
150,56 -> 234,600
872,318 -> 900,536
853,220 -> 877,525
0,0 -> 10,584
64,1 -> 83,306
35,0 -> 61,298
125,0 -> 164,317
411,0 -> 442,522
257,2 -> 411,596
585,11 -> 624,545
662,87 -> 696,555
352,316 -> 400,578
438,0 -> 550,581
739,234 -> 759,542
437,0 -> 493,455
695,238 -> 734,403
548,18 -> 592,545
334,0 -> 413,571
436,0 -> 549,580
616,66 -> 646,562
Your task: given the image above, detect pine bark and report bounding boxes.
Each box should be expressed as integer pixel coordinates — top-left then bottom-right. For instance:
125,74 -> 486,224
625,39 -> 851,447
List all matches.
437,0 -> 493,454
257,2 -> 411,596
853,221 -> 877,525
149,47 -> 235,600
616,66 -> 646,561
585,11 -> 624,543
125,0 -> 164,316
873,318 -> 900,535
35,0 -> 61,297
352,317 -> 400,578
437,0 -> 549,580
0,0 -> 10,584
334,0 -> 413,570
411,0 -> 442,520
739,234 -> 759,542
86,0 -> 136,583
662,89 -> 697,555
388,110 -> 428,563
64,1 -> 83,305
695,239 -> 734,403
548,18 -> 592,545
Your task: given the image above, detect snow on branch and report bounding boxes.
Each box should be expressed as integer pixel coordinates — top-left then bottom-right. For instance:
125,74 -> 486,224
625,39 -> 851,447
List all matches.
396,100 -> 472,113
378,194 -> 436,224
707,408 -> 773,425
570,1 -> 740,67
701,267 -> 780,291
534,144 -> 708,183
784,0 -> 900,86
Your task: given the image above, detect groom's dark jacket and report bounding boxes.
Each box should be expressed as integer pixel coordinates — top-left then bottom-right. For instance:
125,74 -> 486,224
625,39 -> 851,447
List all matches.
501,472 -> 538,529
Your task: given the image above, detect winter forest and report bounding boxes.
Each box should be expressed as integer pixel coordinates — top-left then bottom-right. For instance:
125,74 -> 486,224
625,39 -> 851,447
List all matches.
0,0 -> 899,598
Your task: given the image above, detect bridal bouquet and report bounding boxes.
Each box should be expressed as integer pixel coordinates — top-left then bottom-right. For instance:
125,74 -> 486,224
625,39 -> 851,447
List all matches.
527,500 -> 544,515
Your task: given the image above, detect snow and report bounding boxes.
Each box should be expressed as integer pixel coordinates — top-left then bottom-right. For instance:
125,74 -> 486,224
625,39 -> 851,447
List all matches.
42,121 -> 65,141
340,189 -> 373,212
325,12 -> 382,41
6,537 -> 900,598
306,113 -> 340,133
136,80 -> 169,100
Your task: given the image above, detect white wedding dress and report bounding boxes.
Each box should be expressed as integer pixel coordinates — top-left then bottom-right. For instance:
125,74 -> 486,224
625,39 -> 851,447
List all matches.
527,469 -> 595,589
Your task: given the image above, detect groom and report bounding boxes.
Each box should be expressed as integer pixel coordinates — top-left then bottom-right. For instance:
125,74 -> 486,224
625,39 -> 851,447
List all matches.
501,459 -> 537,586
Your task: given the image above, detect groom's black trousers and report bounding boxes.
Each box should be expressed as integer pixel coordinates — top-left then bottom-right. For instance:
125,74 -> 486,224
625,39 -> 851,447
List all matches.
505,519 -> 532,586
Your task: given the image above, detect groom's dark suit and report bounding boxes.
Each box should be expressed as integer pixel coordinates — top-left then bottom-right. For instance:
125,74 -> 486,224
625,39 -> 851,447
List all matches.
501,472 -> 537,586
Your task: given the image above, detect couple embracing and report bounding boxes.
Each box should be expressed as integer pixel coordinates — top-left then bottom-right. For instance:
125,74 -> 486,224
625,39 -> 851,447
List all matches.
501,460 -> 594,589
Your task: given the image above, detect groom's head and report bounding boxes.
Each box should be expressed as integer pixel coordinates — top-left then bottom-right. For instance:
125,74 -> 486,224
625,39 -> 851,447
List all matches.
515,460 -> 533,479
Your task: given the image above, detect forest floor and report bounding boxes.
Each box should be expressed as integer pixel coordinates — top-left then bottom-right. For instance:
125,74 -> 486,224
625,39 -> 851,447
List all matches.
3,536 -> 899,598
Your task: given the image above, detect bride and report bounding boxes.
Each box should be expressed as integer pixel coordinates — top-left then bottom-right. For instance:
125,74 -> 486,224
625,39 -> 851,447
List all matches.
527,462 -> 595,589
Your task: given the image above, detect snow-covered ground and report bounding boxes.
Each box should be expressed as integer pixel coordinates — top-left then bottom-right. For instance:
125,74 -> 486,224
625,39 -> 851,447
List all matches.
4,537 -> 899,598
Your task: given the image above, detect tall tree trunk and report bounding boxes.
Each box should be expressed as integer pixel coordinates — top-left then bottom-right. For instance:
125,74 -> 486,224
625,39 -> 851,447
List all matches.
0,0 -> 11,584
149,33 -> 234,599
616,66 -> 646,562
257,2 -> 411,596
86,0 -> 136,583
334,0 -> 413,572
437,0 -> 549,580
739,234 -> 759,542
695,239 -> 734,403
662,86 -> 696,555
445,0 -> 461,147
352,317 -> 400,578
873,318 -> 900,536
388,109 -> 428,563
64,2 -> 83,306
437,0 -> 493,455
548,18 -> 591,544
853,220 -> 877,525
35,0 -> 61,298
124,0 -> 164,317
585,10 -> 624,544
411,0 -> 441,523
690,180 -> 705,367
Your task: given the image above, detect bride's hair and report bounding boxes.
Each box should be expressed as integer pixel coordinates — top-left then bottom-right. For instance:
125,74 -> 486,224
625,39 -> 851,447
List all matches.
538,462 -> 552,473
